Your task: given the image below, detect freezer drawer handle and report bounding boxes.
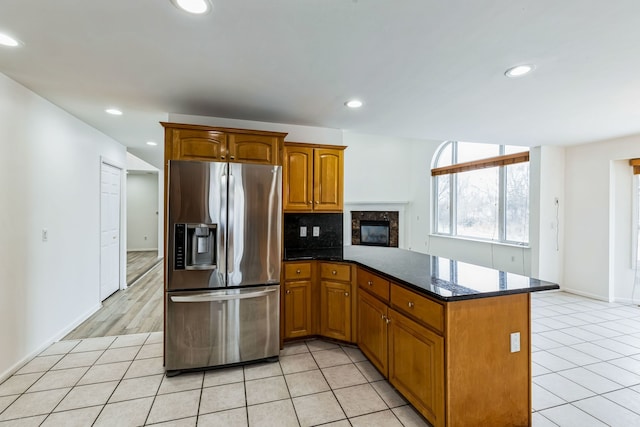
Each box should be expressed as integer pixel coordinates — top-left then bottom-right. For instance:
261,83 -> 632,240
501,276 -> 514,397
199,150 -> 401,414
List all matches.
170,288 -> 278,303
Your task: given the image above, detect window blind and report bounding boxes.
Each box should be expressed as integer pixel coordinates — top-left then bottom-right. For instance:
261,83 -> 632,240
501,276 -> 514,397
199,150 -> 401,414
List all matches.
431,151 -> 529,176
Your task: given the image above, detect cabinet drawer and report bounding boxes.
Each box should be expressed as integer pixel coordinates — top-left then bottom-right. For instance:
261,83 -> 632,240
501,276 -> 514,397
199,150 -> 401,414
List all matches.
284,262 -> 312,280
357,268 -> 390,302
391,284 -> 444,334
320,263 -> 351,282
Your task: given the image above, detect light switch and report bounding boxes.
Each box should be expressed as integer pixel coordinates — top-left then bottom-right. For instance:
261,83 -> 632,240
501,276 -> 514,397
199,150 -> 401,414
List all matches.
300,226 -> 307,237
42,229 -> 48,242
312,226 -> 320,237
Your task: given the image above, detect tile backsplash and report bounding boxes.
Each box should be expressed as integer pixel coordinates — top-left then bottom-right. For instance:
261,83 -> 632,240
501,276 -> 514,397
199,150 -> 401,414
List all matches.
283,213 -> 343,260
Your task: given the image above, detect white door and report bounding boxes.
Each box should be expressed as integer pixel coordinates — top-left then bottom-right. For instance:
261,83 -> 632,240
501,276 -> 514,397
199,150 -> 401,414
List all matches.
100,162 -> 122,301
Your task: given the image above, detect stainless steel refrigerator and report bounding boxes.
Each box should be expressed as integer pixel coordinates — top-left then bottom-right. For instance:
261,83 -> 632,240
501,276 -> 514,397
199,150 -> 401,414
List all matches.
165,160 -> 281,375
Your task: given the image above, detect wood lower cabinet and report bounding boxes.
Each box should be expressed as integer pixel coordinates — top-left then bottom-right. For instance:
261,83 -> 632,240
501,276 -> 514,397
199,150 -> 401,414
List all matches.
388,308 -> 445,427
283,142 -> 345,212
357,289 -> 388,376
283,262 -> 315,340
320,280 -> 351,341
354,268 -> 532,427
319,262 -> 353,342
283,280 -> 312,339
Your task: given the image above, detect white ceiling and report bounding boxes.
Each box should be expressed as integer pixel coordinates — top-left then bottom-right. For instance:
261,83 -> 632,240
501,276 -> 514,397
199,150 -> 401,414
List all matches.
2,0 -> 640,169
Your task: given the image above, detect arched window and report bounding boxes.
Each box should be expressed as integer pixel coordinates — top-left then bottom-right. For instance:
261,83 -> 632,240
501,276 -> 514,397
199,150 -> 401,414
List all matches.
432,141 -> 530,244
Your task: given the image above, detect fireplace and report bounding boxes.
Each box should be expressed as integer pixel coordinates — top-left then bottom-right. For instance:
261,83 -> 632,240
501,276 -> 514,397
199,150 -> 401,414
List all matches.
351,211 -> 399,247
360,220 -> 390,246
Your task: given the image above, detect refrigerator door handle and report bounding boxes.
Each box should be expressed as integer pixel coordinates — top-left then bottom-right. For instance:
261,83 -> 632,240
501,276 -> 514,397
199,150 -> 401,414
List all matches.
170,287 -> 277,303
227,172 -> 235,275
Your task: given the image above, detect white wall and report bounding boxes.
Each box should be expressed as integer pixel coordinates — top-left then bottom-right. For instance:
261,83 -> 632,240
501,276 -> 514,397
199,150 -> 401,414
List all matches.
0,73 -> 127,379
342,133 -> 565,281
564,134 -> 640,302
127,173 -> 159,251
342,132 -> 444,250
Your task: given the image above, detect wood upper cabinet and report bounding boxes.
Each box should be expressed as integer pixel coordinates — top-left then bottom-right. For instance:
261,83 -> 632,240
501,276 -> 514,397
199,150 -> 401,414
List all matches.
357,288 -> 389,376
283,262 -> 314,339
283,145 -> 314,211
227,133 -> 280,165
283,143 -> 345,212
388,308 -> 445,427
162,122 -> 285,165
165,127 -> 227,161
313,148 -> 343,211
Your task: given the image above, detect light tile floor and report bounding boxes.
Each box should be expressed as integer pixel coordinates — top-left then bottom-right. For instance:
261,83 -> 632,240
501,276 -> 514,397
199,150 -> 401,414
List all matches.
531,291 -> 640,426
0,291 -> 639,426
0,333 -> 427,426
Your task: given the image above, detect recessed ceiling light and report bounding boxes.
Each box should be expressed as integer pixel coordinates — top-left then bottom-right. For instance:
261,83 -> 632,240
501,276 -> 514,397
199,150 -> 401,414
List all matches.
0,33 -> 19,47
146,141 -> 158,146
504,64 -> 535,78
345,99 -> 363,108
105,108 -> 123,116
172,0 -> 211,14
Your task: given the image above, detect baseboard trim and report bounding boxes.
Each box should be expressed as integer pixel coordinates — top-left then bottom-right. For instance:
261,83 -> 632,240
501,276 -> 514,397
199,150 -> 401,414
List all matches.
0,302 -> 103,383
561,287 -> 612,302
127,248 -> 158,252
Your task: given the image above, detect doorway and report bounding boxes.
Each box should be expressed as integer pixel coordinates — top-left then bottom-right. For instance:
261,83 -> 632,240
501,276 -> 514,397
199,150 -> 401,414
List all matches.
100,161 -> 123,301
126,170 -> 161,284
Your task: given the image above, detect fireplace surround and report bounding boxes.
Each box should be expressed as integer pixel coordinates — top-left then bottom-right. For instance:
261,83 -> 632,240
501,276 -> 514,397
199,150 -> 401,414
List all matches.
351,211 -> 399,247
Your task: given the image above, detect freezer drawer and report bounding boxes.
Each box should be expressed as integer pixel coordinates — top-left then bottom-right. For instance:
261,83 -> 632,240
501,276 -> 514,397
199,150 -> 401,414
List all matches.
165,285 -> 280,373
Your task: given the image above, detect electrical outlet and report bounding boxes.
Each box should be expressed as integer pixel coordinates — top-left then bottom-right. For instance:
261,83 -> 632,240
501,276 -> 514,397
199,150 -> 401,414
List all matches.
510,332 -> 521,353
299,226 -> 307,237
42,229 -> 48,242
312,226 -> 320,237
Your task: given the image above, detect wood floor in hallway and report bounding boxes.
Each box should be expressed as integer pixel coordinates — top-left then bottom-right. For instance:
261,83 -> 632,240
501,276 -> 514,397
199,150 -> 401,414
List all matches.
126,250 -> 161,285
64,262 -> 164,340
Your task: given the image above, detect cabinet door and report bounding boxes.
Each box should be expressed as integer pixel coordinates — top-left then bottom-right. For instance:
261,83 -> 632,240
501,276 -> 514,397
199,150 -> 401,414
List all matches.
227,133 -> 280,165
320,280 -> 351,341
170,128 -> 227,161
313,148 -> 343,211
357,290 -> 388,376
284,281 -> 312,339
388,309 -> 445,427
283,146 -> 314,211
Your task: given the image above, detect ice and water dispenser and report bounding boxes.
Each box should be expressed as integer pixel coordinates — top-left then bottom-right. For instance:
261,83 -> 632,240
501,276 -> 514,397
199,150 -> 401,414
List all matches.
174,223 -> 217,270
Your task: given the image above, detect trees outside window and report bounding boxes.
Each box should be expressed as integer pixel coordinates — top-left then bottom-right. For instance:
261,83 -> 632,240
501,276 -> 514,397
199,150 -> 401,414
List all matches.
432,141 -> 530,245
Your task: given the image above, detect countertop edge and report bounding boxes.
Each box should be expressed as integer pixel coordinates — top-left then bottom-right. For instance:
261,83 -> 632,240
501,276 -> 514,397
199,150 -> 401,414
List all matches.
283,255 -> 561,303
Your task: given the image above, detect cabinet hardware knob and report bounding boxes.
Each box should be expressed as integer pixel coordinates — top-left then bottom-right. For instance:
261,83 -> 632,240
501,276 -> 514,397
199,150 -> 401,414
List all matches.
221,156 -> 225,159
230,156 -> 235,159
408,301 -> 415,308
308,201 -> 313,204
315,201 -> 319,204
286,290 -> 291,294
385,317 -> 391,324
296,269 -> 301,274
381,314 -> 387,320
332,270 -> 337,275
344,292 -> 349,297
367,281 -> 373,286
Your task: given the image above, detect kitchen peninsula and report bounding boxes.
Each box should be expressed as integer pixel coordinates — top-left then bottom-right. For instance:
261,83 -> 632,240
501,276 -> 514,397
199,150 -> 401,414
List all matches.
283,245 -> 559,427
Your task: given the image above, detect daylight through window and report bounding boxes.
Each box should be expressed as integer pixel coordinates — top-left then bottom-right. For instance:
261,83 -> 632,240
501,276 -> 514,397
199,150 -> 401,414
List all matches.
432,141 -> 530,244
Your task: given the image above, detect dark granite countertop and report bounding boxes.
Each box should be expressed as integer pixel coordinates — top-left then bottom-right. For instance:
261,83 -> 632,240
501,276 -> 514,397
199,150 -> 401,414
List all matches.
338,246 -> 559,302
